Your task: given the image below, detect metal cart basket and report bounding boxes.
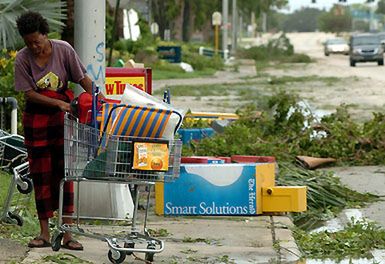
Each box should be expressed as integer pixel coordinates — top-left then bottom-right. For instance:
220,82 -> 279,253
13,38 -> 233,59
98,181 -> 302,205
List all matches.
51,112 -> 182,263
0,131 -> 33,226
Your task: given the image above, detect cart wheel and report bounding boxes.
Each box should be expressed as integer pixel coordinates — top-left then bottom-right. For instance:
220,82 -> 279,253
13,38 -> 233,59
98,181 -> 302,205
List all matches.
108,249 -> 126,264
7,212 -> 23,226
17,177 -> 33,194
124,242 -> 135,255
145,243 -> 156,262
51,232 -> 63,251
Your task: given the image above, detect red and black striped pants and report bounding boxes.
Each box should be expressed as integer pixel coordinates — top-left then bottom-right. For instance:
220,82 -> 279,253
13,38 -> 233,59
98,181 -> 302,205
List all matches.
27,144 -> 74,220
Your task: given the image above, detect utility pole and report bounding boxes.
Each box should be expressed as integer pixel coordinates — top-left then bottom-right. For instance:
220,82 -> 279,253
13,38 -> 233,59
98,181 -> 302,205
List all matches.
148,0 -> 152,25
262,12 -> 267,32
231,0 -> 237,54
367,0 -> 376,31
74,0 -> 106,94
222,0 -> 228,52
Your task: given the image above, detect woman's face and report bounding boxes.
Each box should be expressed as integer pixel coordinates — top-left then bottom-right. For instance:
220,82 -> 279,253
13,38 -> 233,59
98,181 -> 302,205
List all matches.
22,32 -> 48,56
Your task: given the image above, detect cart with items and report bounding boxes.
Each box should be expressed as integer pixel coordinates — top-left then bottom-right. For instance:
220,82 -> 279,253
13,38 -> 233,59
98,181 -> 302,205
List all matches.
51,95 -> 183,263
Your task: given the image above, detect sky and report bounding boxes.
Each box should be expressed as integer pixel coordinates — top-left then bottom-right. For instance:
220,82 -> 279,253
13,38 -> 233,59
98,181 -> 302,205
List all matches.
286,0 -> 377,13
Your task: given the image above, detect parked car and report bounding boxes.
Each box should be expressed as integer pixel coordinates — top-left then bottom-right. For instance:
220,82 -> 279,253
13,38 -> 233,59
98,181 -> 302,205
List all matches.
349,33 -> 384,67
324,38 -> 349,56
377,32 -> 385,50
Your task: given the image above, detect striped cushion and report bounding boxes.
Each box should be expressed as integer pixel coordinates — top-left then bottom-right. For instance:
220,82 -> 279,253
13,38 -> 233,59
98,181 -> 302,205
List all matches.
109,105 -> 172,138
98,103 -> 119,137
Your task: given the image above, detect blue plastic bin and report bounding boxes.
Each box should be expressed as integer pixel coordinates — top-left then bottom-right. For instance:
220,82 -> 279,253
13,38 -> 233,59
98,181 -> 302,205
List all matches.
177,128 -> 215,145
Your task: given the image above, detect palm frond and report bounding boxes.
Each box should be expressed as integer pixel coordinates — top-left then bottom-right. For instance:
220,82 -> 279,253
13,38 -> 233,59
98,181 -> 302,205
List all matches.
0,0 -> 66,48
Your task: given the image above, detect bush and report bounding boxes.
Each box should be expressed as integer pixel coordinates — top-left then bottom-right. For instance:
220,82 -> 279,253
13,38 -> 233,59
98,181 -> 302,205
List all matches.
282,53 -> 312,63
150,60 -> 184,72
0,49 -> 24,133
182,51 -> 224,71
237,33 -> 310,64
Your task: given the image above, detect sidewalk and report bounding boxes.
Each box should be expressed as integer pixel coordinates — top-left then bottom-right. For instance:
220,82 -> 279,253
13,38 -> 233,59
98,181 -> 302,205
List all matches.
14,213 -> 300,264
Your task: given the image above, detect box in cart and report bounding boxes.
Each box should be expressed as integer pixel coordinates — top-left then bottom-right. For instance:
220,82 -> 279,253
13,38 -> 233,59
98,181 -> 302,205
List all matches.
155,162 -> 275,216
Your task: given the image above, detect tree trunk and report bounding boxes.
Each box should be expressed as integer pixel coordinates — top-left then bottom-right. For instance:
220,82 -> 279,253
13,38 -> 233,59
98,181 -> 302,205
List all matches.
173,0 -> 184,41
152,0 -> 167,39
182,2 -> 198,42
201,20 -> 212,43
61,0 -> 74,46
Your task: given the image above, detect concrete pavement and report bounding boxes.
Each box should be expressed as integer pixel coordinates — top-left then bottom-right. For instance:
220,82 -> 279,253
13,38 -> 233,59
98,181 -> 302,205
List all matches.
13,213 -> 300,264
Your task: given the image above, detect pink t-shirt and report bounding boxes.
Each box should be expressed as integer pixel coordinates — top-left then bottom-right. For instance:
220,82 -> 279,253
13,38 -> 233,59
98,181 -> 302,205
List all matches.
14,39 -> 86,93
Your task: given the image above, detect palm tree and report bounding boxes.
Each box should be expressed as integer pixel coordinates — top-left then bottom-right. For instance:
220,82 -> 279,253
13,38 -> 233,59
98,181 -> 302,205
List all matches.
0,0 -> 66,49
61,0 -> 74,46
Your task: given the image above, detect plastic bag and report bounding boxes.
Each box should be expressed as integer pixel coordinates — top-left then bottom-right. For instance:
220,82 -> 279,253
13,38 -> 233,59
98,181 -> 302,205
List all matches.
121,84 -> 185,139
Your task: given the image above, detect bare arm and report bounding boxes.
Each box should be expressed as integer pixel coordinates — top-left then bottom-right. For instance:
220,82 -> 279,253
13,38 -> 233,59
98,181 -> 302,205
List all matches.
78,75 -> 93,94
25,90 -> 70,112
79,75 -> 105,98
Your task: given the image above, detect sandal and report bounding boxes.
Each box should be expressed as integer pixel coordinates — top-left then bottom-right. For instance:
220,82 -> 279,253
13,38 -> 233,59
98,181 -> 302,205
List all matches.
28,237 -> 51,248
62,239 -> 84,251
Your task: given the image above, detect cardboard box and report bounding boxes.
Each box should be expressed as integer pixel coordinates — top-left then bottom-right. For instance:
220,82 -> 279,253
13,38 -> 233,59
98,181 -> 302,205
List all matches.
155,163 -> 275,216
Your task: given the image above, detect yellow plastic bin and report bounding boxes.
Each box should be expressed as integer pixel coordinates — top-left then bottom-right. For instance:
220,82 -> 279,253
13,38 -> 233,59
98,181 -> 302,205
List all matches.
262,186 -> 307,213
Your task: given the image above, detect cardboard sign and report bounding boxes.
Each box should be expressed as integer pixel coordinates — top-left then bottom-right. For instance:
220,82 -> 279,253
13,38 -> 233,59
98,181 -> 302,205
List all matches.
105,67 -> 152,98
105,76 -> 146,95
132,142 -> 169,171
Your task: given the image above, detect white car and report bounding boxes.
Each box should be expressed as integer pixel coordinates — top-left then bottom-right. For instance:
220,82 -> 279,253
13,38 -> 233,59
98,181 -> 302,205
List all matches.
324,38 -> 349,56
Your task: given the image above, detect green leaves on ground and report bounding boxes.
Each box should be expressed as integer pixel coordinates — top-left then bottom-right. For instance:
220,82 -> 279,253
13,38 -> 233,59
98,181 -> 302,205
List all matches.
186,90 -> 382,230
294,220 -> 385,261
278,163 -> 379,230
40,253 -> 92,264
189,90 -> 385,165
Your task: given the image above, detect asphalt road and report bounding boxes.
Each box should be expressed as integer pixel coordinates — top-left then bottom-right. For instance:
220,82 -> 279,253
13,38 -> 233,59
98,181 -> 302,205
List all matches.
286,32 -> 385,81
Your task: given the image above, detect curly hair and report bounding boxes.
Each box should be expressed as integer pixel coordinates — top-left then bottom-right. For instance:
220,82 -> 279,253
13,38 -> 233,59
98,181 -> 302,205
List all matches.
16,11 -> 50,37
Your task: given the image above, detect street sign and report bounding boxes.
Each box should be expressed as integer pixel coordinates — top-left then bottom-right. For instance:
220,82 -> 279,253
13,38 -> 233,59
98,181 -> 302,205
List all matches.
157,46 -> 182,63
150,22 -> 159,35
212,11 -> 222,26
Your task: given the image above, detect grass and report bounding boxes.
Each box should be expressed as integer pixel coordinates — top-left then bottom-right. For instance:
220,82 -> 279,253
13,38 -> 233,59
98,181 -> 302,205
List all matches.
153,83 -> 239,97
266,75 -> 340,85
0,171 -> 11,204
182,236 -> 219,245
155,74 -> 348,115
0,171 -> 38,244
152,68 -> 216,80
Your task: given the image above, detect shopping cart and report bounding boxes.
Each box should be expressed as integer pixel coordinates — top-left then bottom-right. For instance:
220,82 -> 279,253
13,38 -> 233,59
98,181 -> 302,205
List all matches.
51,110 -> 182,263
0,130 -> 34,226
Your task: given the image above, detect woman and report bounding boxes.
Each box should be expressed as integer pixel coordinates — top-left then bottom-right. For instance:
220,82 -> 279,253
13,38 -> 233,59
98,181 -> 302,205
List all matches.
14,11 -> 94,250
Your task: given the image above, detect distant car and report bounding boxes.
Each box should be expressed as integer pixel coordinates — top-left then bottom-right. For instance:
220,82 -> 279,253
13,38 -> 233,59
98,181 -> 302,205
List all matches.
349,33 -> 384,67
324,38 -> 349,56
377,32 -> 385,50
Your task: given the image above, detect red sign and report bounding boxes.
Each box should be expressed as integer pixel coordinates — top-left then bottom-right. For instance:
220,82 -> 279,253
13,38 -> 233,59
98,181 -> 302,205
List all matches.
105,67 -> 152,97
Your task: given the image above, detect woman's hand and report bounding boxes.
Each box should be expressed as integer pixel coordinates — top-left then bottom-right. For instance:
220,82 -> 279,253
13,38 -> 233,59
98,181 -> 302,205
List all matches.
56,100 -> 71,112
79,75 -> 106,99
